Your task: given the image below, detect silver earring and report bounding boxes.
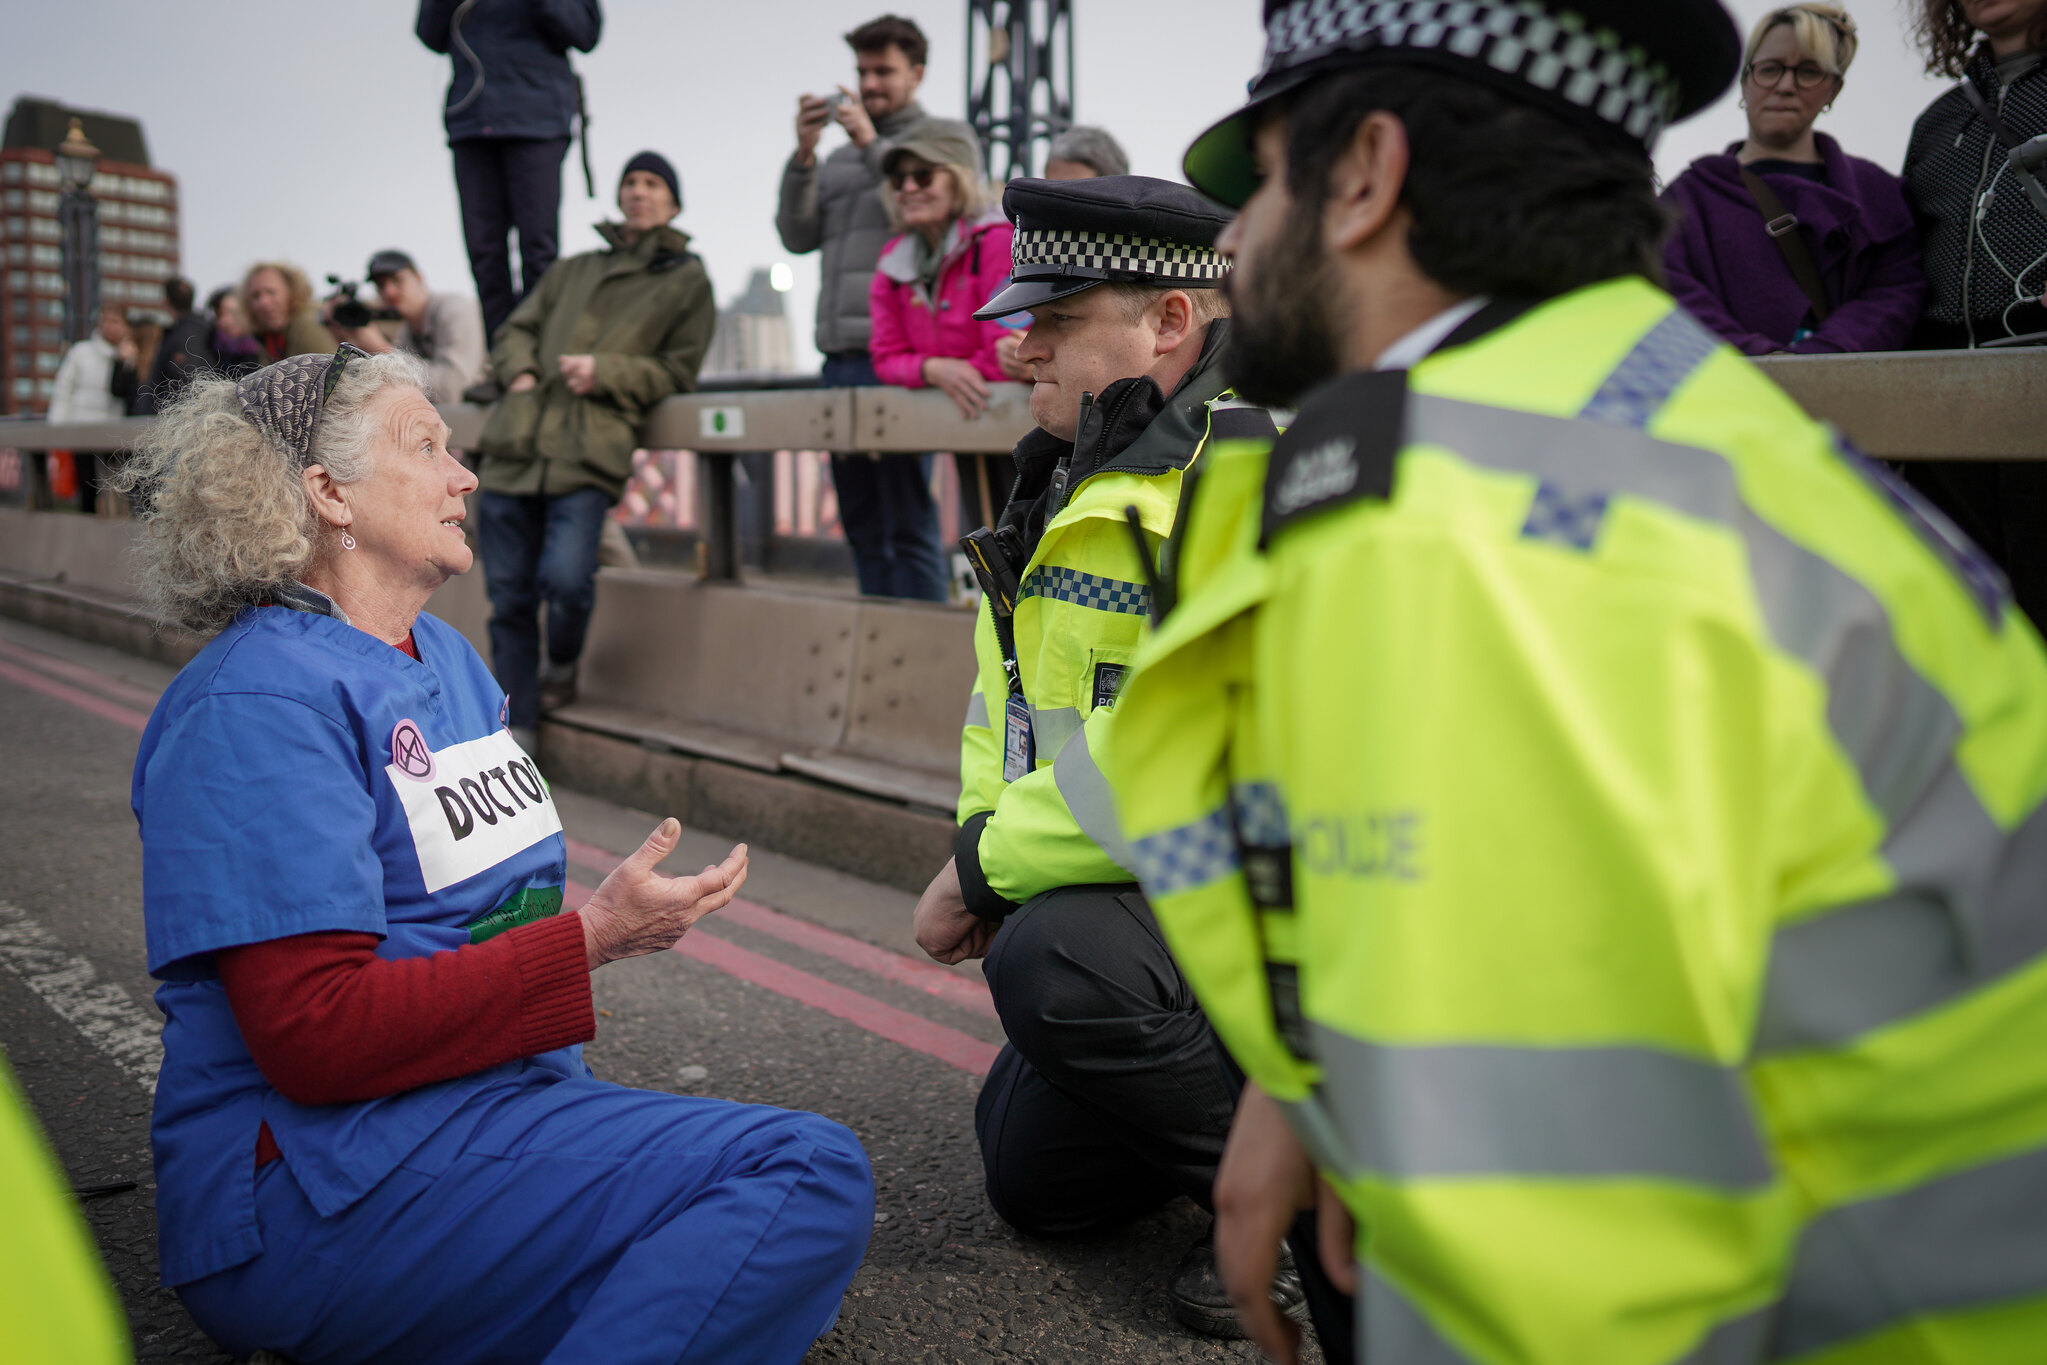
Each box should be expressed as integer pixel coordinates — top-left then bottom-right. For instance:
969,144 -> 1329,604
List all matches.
340,531 -> 357,550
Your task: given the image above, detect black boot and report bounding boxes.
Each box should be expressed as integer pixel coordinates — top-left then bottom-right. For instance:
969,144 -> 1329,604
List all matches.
1166,1226 -> 1308,1339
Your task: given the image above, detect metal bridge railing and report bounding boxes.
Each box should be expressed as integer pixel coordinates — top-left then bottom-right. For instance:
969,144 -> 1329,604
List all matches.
3,349 -> 2044,577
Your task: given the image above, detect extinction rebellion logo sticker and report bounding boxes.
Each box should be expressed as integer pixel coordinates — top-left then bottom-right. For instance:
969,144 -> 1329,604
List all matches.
390,719 -> 436,781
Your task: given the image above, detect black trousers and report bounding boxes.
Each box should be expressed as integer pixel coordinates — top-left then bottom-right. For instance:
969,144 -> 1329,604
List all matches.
973,884 -> 1242,1237
452,136 -> 571,341
1900,460 -> 2047,636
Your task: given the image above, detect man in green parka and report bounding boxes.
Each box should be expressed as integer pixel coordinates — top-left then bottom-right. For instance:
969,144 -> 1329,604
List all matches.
475,150 -> 714,744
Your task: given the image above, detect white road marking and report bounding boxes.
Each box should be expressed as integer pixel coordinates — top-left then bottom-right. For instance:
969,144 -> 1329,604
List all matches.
0,900 -> 161,1093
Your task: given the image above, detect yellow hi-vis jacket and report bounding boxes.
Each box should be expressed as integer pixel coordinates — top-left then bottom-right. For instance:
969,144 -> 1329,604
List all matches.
953,334 -> 1275,918
1102,277 -> 2047,1365
0,1052 -> 129,1364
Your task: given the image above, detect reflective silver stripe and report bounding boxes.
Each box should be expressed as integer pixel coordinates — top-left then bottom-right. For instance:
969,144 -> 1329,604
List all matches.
1311,1024 -> 1773,1188
1362,1269 -> 1479,1365
1129,808 -> 1238,896
1411,393 -> 2042,1052
1030,705 -> 1082,761
1364,1268 -> 1770,1365
964,691 -> 990,729
1052,722 -> 1132,868
1756,793 -> 2047,1054
1774,1144 -> 2047,1358
1578,307 -> 1721,430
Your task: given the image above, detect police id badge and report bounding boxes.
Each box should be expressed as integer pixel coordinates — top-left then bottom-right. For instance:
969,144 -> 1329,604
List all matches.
1003,693 -> 1035,782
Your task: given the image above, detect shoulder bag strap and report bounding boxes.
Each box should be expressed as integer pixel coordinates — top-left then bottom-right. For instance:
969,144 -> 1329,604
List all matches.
1739,167 -> 1833,323
1960,76 -> 2026,150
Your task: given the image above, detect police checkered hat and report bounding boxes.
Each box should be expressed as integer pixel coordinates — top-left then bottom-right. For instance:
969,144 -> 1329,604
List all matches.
974,175 -> 1234,321
1184,0 -> 1742,206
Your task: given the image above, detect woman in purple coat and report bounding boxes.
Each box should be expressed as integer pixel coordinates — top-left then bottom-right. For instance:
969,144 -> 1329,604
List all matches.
1662,4 -> 1925,354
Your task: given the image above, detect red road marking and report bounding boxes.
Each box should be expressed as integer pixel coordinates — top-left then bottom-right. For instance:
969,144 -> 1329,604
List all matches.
0,638 -> 163,711
563,835 -> 996,1019
0,657 -> 150,732
3,641 -> 1001,1076
565,878 -> 998,1075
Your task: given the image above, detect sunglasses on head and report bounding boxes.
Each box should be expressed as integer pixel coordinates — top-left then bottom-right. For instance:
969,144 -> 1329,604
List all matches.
889,166 -> 939,191
320,343 -> 371,411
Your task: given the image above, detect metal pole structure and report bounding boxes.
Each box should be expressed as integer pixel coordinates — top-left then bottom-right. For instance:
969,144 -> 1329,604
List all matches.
966,0 -> 1075,183
54,120 -> 101,346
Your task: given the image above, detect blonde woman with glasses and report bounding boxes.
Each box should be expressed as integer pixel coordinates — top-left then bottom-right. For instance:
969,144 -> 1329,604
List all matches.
1662,4 -> 1924,354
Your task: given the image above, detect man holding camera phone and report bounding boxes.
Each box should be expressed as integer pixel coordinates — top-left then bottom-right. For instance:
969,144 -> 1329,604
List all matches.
778,14 -> 960,599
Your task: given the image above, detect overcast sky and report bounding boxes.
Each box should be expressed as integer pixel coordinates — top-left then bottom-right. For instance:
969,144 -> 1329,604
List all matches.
4,2 -> 1958,371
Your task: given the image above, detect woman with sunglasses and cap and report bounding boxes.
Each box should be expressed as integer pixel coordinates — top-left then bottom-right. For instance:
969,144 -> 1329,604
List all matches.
1661,4 -> 1924,355
863,121 -> 1018,595
115,347 -> 874,1365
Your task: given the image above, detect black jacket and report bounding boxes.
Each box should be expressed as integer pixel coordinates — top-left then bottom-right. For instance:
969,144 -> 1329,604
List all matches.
127,312 -> 216,415
1903,44 -> 2047,343
416,0 -> 601,144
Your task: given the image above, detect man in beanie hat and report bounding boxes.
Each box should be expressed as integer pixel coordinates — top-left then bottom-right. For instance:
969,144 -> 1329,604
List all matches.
475,152 -> 714,743
1100,2 -> 2047,1361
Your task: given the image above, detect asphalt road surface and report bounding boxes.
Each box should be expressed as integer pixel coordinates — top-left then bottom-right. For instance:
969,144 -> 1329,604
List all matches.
0,614 -> 1318,1365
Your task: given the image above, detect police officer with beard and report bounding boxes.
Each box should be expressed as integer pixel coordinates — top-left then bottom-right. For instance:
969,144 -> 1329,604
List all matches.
1103,2 -> 2047,1361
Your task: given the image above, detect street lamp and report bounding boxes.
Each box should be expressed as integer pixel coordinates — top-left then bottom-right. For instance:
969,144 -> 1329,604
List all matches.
55,118 -> 101,346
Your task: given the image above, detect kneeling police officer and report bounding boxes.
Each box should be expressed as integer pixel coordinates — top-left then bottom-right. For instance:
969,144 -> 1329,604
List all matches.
911,174 -> 1289,1336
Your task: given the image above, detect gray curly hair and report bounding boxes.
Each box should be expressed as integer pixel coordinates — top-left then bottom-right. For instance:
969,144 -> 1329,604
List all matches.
114,350 -> 431,634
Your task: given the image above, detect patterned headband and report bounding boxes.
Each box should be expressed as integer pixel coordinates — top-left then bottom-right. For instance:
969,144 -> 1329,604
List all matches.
234,345 -> 367,468
1261,0 -> 1682,146
1011,228 -> 1229,284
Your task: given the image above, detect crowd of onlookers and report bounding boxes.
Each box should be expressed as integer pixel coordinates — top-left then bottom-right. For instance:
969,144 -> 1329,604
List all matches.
1658,0 -> 2047,626
37,0 -> 2047,681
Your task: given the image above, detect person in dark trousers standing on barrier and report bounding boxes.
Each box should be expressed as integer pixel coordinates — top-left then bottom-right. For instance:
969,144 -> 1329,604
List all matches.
777,14 -> 955,597
418,0 -> 601,342
475,152 -> 714,748
910,175 -> 1294,1339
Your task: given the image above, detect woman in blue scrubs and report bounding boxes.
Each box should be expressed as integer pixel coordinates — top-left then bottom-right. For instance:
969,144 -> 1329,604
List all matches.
119,347 -> 873,1364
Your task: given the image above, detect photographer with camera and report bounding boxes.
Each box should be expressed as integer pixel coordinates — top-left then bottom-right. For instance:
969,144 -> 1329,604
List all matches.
325,250 -> 490,403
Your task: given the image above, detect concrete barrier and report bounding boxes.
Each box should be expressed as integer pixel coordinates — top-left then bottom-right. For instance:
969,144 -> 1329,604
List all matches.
3,349 -> 2043,458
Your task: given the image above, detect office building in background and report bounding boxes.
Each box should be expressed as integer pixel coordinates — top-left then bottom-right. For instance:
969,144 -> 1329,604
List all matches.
1,98 -> 179,414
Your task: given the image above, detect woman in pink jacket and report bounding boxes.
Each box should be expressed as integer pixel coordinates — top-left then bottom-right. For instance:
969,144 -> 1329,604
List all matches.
869,128 -> 1016,420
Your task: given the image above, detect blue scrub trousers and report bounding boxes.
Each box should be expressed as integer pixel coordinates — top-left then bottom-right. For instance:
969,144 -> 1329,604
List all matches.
177,1072 -> 873,1365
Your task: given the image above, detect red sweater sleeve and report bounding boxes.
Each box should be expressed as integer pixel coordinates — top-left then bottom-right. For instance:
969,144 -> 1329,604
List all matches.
217,913 -> 595,1107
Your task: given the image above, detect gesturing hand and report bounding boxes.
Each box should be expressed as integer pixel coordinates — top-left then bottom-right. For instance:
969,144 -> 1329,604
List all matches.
1214,1083 -> 1321,1362
923,356 -> 992,419
913,857 -> 998,964
579,819 -> 749,970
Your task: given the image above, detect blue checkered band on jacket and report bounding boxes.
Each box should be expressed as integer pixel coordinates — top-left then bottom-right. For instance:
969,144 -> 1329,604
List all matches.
1262,0 -> 1681,144
1231,782 -> 1292,849
1021,564 -> 1154,615
1131,808 -> 1241,896
1013,228 -> 1229,282
1521,480 -> 1610,550
1578,307 -> 1720,429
